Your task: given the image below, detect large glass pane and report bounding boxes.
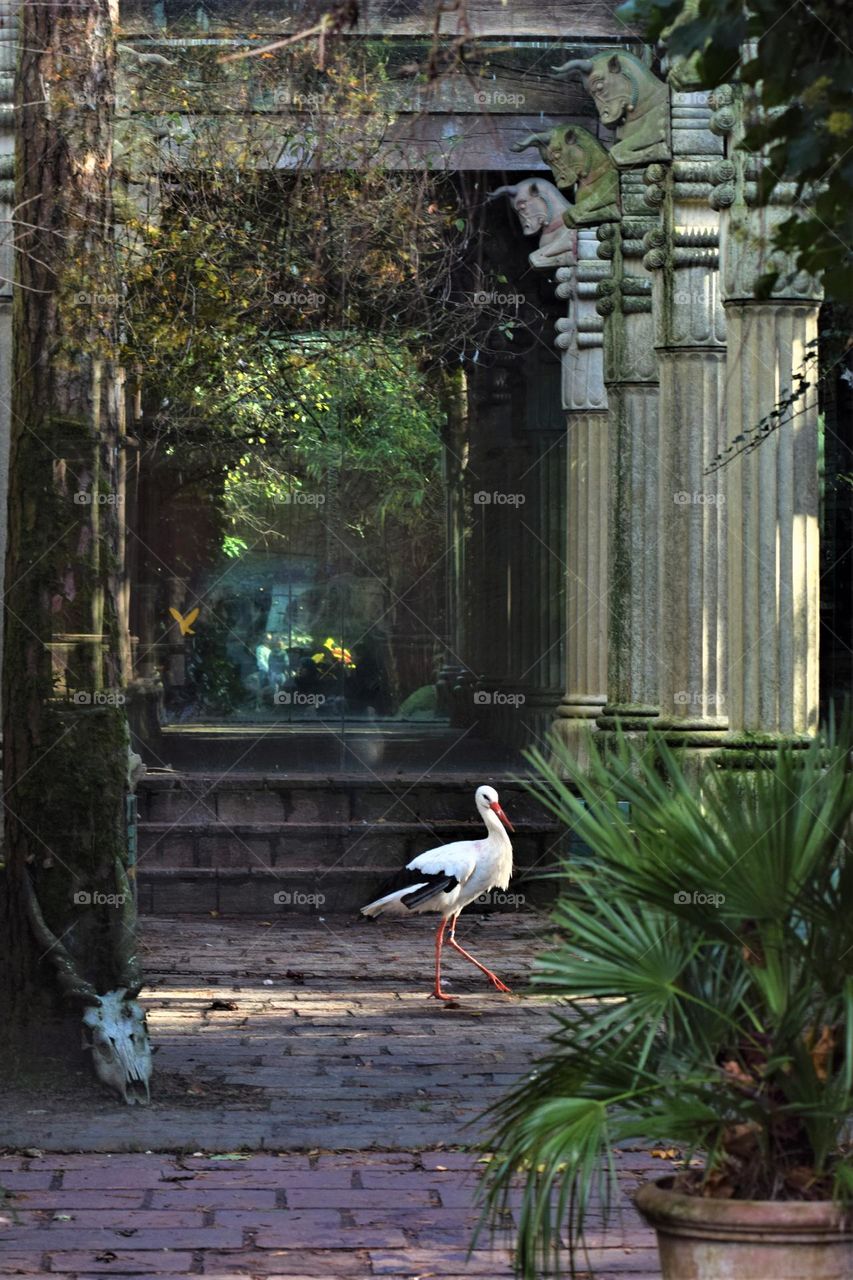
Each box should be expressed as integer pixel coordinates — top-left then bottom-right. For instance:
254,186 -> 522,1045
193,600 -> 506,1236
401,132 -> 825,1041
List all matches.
133,336 -> 449,737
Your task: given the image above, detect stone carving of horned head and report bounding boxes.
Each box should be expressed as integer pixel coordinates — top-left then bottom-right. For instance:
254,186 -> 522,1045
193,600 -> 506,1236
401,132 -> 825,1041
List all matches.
490,178 -> 571,235
554,54 -> 639,128
512,128 -> 591,192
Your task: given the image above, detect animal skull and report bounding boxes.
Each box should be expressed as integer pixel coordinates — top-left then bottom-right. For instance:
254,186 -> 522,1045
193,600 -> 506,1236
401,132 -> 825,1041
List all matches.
82,989 -> 152,1105
25,865 -> 153,1106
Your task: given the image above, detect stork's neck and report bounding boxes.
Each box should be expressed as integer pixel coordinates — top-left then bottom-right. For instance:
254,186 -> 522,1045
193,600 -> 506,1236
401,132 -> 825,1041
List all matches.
481,806 -> 512,847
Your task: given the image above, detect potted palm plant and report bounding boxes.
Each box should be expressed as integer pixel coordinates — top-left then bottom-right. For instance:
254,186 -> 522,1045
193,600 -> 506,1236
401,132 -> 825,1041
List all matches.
479,730 -> 853,1278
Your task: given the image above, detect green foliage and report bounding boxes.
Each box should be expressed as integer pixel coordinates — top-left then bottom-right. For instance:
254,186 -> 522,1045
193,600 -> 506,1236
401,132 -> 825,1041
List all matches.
619,0 -> 853,300
115,41 -> 483,589
478,730 -> 853,1277
218,337 -> 444,549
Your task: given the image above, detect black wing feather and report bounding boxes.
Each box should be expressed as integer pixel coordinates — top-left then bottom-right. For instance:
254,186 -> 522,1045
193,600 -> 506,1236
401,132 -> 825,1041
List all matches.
401,870 -> 460,909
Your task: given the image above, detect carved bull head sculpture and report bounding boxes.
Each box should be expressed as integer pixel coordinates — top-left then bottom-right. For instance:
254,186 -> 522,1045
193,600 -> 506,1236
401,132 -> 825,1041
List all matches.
489,178 -> 577,267
511,125 -> 619,226
554,51 -> 670,166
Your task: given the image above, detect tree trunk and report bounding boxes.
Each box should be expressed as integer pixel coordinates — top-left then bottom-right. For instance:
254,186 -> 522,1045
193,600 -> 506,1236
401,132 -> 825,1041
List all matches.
1,0 -> 139,1036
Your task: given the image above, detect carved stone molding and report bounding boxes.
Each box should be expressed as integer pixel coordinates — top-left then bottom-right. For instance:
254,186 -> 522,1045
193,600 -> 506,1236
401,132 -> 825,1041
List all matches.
717,88 -> 821,303
708,84 -> 736,138
594,170 -> 660,384
555,229 -> 608,413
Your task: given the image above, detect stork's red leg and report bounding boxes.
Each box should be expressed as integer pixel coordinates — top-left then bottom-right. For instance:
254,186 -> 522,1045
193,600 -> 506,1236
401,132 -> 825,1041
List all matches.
427,916 -> 454,1001
448,914 -> 512,993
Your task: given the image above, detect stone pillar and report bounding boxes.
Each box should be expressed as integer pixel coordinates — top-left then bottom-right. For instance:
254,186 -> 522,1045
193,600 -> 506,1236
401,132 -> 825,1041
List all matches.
552,229 -> 609,762
642,89 -> 729,747
595,171 -> 663,735
553,54 -> 672,739
716,90 -> 821,739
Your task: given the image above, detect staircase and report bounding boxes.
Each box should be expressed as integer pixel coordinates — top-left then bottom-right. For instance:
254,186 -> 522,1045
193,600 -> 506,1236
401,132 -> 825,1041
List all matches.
135,770 -> 566,915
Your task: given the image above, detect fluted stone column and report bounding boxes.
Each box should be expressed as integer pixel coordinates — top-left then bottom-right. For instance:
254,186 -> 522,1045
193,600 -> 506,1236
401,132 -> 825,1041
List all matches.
724,304 -> 819,737
552,229 -> 609,763
643,88 -> 729,747
717,90 -> 821,740
596,171 -> 663,735
550,53 -> 672,739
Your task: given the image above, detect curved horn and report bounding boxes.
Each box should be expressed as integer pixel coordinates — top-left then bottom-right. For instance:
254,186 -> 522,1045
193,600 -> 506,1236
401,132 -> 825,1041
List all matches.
23,872 -> 100,1005
553,57 -> 594,76
510,131 -> 552,154
488,184 -> 520,201
112,857 -> 143,998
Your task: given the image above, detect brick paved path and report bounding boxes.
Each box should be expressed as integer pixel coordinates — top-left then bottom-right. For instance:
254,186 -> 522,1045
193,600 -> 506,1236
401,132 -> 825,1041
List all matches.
0,914 -> 666,1277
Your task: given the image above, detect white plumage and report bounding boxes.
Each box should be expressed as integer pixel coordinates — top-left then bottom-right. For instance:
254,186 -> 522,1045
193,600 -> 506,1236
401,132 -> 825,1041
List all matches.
361,785 -> 515,1000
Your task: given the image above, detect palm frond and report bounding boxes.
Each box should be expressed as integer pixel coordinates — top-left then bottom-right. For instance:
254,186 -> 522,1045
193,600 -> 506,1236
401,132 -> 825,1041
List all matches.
479,724 -> 853,1274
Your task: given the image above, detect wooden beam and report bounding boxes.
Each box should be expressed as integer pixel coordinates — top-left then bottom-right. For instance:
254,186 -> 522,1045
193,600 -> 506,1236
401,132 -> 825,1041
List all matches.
117,60 -> 599,118
116,34 -> 617,118
118,0 -> 642,41
116,110 -> 602,172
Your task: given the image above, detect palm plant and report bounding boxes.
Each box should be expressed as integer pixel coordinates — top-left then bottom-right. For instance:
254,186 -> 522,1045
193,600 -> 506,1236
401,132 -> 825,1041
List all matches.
478,729 -> 853,1277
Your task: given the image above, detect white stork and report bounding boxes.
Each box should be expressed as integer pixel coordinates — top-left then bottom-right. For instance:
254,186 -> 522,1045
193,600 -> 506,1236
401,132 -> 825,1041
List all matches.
360,785 -> 515,1001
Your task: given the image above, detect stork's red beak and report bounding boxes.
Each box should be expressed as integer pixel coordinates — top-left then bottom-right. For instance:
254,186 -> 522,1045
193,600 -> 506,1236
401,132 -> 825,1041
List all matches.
491,800 -> 514,832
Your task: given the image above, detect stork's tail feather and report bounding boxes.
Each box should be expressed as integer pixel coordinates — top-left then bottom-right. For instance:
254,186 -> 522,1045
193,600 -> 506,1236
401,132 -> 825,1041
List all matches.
361,869 -> 461,918
361,885 -> 426,917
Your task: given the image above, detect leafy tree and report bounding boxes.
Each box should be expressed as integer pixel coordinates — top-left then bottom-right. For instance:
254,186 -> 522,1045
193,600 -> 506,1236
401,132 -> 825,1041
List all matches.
620,0 -> 853,299
115,39 -> 514,718
218,339 -> 444,548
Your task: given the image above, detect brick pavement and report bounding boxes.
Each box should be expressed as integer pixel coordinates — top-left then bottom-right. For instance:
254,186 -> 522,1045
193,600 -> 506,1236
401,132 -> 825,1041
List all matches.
0,914 -> 666,1277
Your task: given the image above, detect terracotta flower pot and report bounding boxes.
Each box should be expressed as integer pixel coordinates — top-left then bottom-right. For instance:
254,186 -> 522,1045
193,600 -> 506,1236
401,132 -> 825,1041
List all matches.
635,1177 -> 853,1280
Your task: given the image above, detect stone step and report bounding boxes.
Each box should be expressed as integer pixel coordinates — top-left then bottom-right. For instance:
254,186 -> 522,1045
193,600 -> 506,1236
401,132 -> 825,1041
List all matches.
136,865 -> 555,917
134,771 -> 566,914
137,771 -> 551,824
151,727 -> 525,773
138,820 -> 559,866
